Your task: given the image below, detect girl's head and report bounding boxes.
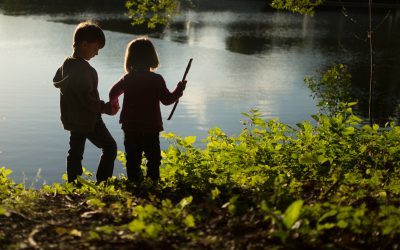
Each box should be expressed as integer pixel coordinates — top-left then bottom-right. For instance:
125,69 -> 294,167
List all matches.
124,37 -> 159,73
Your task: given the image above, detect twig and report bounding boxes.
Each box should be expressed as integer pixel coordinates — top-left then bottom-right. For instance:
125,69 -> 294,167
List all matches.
340,3 -> 362,28
373,10 -> 391,32
28,225 -> 45,250
10,210 -> 70,226
9,210 -> 42,223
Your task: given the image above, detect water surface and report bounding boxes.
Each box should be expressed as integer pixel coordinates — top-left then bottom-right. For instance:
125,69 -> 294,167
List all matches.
0,4 -> 399,184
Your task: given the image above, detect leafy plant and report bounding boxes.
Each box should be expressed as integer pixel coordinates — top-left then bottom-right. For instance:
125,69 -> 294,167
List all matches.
305,64 -> 354,116
125,0 -> 181,28
271,0 -> 325,15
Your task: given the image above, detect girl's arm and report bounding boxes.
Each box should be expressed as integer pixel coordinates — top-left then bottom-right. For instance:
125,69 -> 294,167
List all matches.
159,77 -> 187,105
109,77 -> 125,109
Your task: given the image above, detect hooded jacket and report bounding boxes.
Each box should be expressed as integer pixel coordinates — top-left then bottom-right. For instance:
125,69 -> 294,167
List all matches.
53,57 -> 108,133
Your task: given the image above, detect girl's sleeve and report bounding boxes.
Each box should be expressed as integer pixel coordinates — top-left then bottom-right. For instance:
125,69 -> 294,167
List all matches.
158,75 -> 184,105
109,76 -> 126,107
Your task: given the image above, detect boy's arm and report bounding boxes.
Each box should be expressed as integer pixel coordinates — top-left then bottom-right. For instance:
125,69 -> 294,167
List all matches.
75,73 -> 105,114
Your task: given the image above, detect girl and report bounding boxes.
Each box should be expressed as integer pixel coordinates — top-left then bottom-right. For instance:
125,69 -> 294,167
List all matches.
109,37 -> 186,184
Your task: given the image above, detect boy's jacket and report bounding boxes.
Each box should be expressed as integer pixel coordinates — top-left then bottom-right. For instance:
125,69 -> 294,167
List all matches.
53,57 -> 106,133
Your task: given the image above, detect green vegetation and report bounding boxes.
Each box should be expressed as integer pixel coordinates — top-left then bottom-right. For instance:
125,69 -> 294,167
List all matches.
125,0 -> 182,29
270,0 -> 325,15
2,107 -> 400,249
305,64 -> 353,116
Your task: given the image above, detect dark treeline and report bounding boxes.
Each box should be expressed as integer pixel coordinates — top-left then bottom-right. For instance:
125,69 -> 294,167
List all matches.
0,0 -> 127,15
2,0 -> 400,16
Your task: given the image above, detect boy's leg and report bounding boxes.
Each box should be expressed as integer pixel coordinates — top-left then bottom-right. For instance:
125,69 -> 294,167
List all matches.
143,133 -> 161,182
124,132 -> 144,183
87,120 -> 117,183
67,132 -> 86,183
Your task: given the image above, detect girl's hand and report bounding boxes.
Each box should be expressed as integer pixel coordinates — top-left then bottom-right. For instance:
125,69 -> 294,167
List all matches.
178,80 -> 187,91
109,99 -> 120,116
110,104 -> 119,115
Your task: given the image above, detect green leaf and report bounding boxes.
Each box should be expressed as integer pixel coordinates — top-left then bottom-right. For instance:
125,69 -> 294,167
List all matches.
282,200 -> 304,230
183,136 -> 196,145
178,196 -> 193,210
317,223 -> 336,230
145,223 -> 161,238
161,132 -> 176,139
69,229 -> 82,237
342,127 -> 355,135
318,210 -> 337,223
87,198 -> 106,208
96,225 -> 114,234
347,102 -> 357,107
77,176 -> 98,191
337,220 -> 348,228
299,153 -> 316,164
317,155 -> 328,164
128,219 -> 145,233
0,207 -> 9,216
211,187 -> 221,200
184,214 -> 195,228
87,231 -> 101,241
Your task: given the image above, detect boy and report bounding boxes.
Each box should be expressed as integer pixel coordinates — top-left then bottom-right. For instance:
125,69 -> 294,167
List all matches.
53,21 -> 118,184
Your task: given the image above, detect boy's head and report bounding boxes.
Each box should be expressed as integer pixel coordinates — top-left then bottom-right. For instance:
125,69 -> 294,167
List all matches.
124,37 -> 159,73
73,21 -> 105,60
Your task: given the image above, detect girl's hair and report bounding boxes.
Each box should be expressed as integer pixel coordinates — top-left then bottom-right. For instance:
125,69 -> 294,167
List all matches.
124,37 -> 159,73
73,21 -> 105,48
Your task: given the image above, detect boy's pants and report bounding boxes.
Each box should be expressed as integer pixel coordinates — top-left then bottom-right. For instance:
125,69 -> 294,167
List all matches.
123,132 -> 161,182
67,119 -> 117,183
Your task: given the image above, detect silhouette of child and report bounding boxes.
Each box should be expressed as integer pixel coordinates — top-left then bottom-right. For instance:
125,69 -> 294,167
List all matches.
109,37 -> 186,184
53,21 -> 118,184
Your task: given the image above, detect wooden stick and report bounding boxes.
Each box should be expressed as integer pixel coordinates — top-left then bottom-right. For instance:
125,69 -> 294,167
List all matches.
167,58 -> 193,120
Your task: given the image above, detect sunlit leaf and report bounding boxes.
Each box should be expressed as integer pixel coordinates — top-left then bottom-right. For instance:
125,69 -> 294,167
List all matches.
184,214 -> 195,228
183,136 -> 196,145
178,196 -> 193,210
145,223 -> 162,238
69,229 -> 82,237
87,198 -> 106,208
282,200 -> 304,230
128,219 -> 145,233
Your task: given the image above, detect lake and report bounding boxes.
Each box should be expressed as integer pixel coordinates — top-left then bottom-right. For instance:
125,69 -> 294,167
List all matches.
0,1 -> 399,184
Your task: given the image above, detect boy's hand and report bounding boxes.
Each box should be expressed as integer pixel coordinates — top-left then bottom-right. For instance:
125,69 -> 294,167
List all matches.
177,80 -> 187,91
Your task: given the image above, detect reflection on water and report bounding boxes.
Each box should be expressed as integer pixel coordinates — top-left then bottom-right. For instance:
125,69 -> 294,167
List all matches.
1,1 -> 400,183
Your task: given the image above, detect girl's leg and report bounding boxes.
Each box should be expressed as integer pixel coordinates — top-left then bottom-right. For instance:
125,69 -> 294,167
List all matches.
124,131 -> 144,183
143,133 -> 161,182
